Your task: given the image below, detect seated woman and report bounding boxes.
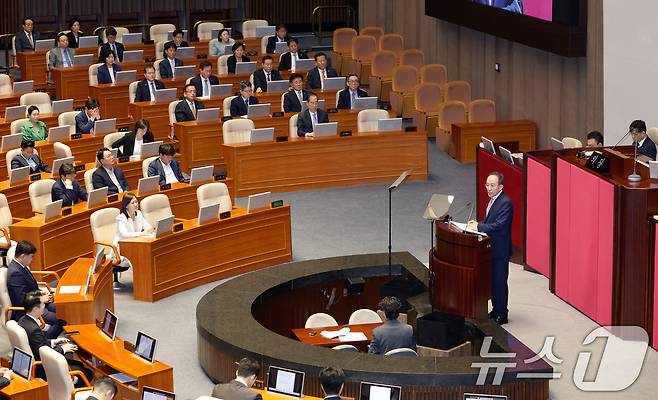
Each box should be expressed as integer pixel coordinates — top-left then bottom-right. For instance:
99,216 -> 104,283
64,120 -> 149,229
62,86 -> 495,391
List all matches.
11,139 -> 50,173
111,119 -> 154,157
20,106 -> 47,141
112,193 -> 151,288
51,163 -> 87,206
209,29 -> 235,56
227,42 -> 250,74
97,49 -> 121,84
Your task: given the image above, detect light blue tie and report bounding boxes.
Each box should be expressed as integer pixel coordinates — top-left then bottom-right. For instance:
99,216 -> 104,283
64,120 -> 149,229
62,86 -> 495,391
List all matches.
351,90 -> 356,109
63,49 -> 71,67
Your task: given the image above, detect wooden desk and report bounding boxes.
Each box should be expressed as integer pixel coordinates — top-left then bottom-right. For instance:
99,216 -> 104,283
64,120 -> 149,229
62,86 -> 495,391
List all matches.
0,113 -> 60,137
0,376 -> 48,400
451,120 -> 537,163
0,94 -> 22,116
51,67 -> 90,108
291,322 -> 381,348
90,83 -> 132,126
55,257 -> 114,325
223,131 -> 428,197
254,389 -> 322,400
65,324 -> 173,400
16,52 -> 47,89
0,173 -> 48,219
120,205 -> 292,302
128,99 -> 223,141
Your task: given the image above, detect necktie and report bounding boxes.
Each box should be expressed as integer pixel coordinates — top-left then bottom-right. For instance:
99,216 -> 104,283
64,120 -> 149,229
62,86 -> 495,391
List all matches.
321,69 -> 326,89
486,197 -> 494,216
111,43 -> 116,53
245,98 -> 249,109
150,81 -> 156,101
311,112 -> 318,127
351,91 -> 356,109
63,49 -> 71,67
297,91 -> 303,104
266,72 -> 271,82
291,53 -> 297,72
190,101 -> 196,118
27,32 -> 33,47
204,79 -> 210,97
171,59 -> 176,77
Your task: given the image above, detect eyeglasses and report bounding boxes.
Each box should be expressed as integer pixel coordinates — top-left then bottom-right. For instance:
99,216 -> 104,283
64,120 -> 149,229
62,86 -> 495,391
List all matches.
484,183 -> 499,188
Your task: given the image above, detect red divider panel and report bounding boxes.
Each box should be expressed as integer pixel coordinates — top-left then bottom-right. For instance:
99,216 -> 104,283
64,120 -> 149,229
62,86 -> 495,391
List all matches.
524,158 -> 551,277
653,224 -> 658,349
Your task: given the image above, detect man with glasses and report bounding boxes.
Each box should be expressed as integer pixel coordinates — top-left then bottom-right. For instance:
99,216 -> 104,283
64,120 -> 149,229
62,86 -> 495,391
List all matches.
629,120 -> 656,161
134,65 -> 165,102
467,171 -> 513,325
337,74 -> 368,109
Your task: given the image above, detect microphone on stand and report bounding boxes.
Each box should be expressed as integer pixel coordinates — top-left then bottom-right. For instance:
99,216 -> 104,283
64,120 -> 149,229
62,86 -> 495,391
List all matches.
466,202 -> 475,222
611,130 -> 632,150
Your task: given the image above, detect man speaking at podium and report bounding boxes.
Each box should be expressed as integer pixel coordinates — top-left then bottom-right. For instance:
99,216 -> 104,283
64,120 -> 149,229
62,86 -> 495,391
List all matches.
467,171 -> 513,325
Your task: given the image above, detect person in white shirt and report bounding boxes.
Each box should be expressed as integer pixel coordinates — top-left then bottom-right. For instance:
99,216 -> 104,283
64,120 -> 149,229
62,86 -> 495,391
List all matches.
115,193 -> 154,245
147,143 -> 189,185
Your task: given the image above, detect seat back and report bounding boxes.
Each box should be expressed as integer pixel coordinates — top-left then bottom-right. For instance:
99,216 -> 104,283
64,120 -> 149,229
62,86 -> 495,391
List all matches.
100,27 -> 129,43
40,346 -> 75,400
84,168 -> 96,193
468,99 -> 496,123
261,36 -> 272,54
153,59 -> 164,80
351,35 -> 377,62
29,179 -> 56,213
129,81 -> 139,103
289,114 -> 299,138
305,313 -> 338,328
222,119 -> 255,144
348,309 -> 383,324
384,347 -> 417,357
360,26 -> 384,41
420,64 -> 447,86
647,127 -> 658,145
140,193 -> 173,227
6,320 -> 33,355
10,118 -> 28,135
0,193 -> 13,232
20,92 -> 51,113
400,49 -> 424,70
223,96 -> 236,117
197,182 -> 232,213
155,41 -> 165,60
332,344 -> 358,352
197,22 -> 224,41
6,148 -> 22,175
391,66 -> 418,92
444,80 -> 471,104
371,51 -> 397,78
242,20 -> 268,38
379,34 -> 404,53
357,109 -> 389,132
58,111 -> 79,134
150,24 -> 176,43
0,268 -> 13,322
217,54 -> 230,75
414,83 -> 443,113
438,101 -> 467,131
142,156 -> 158,178
104,132 -> 124,150
333,28 -> 357,53
280,92 -> 287,112
168,101 -> 178,126
562,137 -> 583,149
90,207 -> 120,254
88,63 -> 103,86
53,142 -> 72,159
0,74 -> 12,95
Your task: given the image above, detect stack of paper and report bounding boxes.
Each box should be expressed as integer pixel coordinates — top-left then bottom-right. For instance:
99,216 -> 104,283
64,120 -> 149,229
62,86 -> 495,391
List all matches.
320,327 -> 350,339
58,285 -> 81,294
449,221 -> 488,237
338,332 -> 368,342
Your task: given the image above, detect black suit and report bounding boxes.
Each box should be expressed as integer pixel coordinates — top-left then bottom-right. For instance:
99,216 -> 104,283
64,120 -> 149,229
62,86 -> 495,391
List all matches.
337,88 -> 369,109
283,89 -> 310,113
75,111 -> 95,133
162,40 -> 189,58
306,67 -> 337,90
97,63 -> 121,84
368,319 -> 416,354
190,75 -> 220,97
297,109 -> 329,137
266,35 -> 290,54
91,166 -> 130,194
66,31 -> 80,49
134,79 -> 165,102
253,69 -> 282,92
227,55 -> 250,74
51,179 -> 88,206
278,51 -> 308,71
11,154 -> 50,173
230,96 -> 259,117
111,130 -> 154,157
175,99 -> 205,122
100,42 -> 125,62
637,136 -> 657,161
159,57 -> 183,79
15,30 -> 39,52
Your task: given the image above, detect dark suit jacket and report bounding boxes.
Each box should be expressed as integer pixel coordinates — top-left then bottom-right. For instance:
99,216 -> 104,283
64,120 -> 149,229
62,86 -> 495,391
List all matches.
159,57 -> 183,79
190,75 -> 220,97
7,260 -> 39,319
66,31 -> 80,48
97,63 -> 121,84
638,136 -> 657,161
253,69 -> 282,92
51,179 -> 88,206
266,35 -> 290,54
227,55 -> 251,74
306,67 -> 337,90
162,40 -> 190,57
282,90 -> 311,113
297,109 -> 329,137
337,88 -> 369,109
212,380 -> 262,400
100,42 -> 125,62
368,319 -> 416,355
174,99 -> 205,122
229,96 -> 259,117
18,315 -> 64,361
111,130 -> 154,157
11,154 -> 50,173
147,158 -> 188,185
134,79 -> 165,102
75,111 -> 95,133
15,30 -> 39,52
478,192 -> 513,260
278,51 -> 308,71
91,166 -> 130,194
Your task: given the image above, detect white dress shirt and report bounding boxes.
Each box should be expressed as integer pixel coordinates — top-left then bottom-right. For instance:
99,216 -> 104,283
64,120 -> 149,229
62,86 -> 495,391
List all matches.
169,58 -> 176,77
202,77 -> 211,97
160,159 -> 179,184
108,65 -> 115,83
290,52 -> 298,72
104,166 -> 123,193
148,80 -> 157,101
115,211 -> 153,248
133,139 -> 143,156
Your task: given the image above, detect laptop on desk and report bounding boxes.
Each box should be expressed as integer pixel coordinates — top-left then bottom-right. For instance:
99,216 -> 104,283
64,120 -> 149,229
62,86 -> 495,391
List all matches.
11,348 -> 33,381
73,54 -> 93,67
1,134 -> 23,152
353,97 -> 378,110
175,47 -> 195,59
115,70 -> 137,84
140,141 -> 163,158
267,80 -> 289,93
174,66 -> 195,79
266,366 -> 304,398
210,84 -> 233,98
247,191 -> 272,212
274,42 -> 289,54
155,215 -> 174,238
122,50 -> 143,62
196,108 -> 220,122
122,33 -> 143,45
87,187 -> 108,209
313,122 -> 338,137
322,77 -> 346,90
481,136 -> 496,155
293,59 -> 315,71
248,103 -> 270,118
255,26 -> 276,37
12,80 -> 33,95
94,118 -> 116,135
34,39 -> 51,52
198,203 -> 219,225
236,61 -> 257,75
189,166 -> 214,184
301,99 -> 325,111
44,200 -> 63,222
250,128 -> 274,143
51,99 -> 73,114
8,167 -> 30,185
78,36 -> 98,49
377,118 -> 402,132
137,176 -> 160,196
155,88 -> 177,102
5,105 -> 26,121
46,126 -> 70,142
360,382 -> 402,400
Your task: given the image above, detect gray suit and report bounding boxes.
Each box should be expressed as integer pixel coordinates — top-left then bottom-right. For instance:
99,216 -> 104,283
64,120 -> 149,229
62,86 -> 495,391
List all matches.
212,380 -> 262,400
48,47 -> 76,70
368,319 -> 416,355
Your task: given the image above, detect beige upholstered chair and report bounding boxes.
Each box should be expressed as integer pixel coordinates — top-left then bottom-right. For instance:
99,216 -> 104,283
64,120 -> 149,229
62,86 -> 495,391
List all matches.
222,118 -> 254,144
348,309 -> 383,324
400,49 -> 424,70
412,83 -> 443,136
53,142 -> 72,159
384,348 -> 417,357
9,118 -> 28,135
280,92 -> 287,112
333,28 -> 357,75
83,168 -> 95,193
223,96 -> 236,117
20,92 -> 51,113
153,59 -> 164,80
0,193 -> 18,254
129,81 -> 139,103
260,35 -> 272,53
0,270 -> 14,322
103,132 -> 124,152
348,35 -> 378,82
6,320 -> 32,356
217,54 -> 231,75
420,64 -> 447,86
6,148 -> 23,175
88,63 -> 103,86
379,34 -> 404,53
436,101 -> 467,153
140,193 -> 174,227
369,50 -> 396,101
0,73 -> 12,95
360,26 -> 385,41
197,182 -> 232,213
647,127 -> 658,146
357,109 -> 389,132
58,111 -> 79,135
332,345 -> 358,352
155,41 -> 165,60
150,24 -> 176,44
305,313 -> 338,328
468,99 -> 496,123
288,114 -> 299,138
444,81 -> 471,104
28,179 -> 56,214
100,26 -> 129,43
242,20 -> 268,38
562,137 -> 583,148
39,346 -> 92,400
89,206 -> 133,286
142,156 -> 158,178
197,22 -> 224,40
168,101 -> 178,128
389,66 -> 418,118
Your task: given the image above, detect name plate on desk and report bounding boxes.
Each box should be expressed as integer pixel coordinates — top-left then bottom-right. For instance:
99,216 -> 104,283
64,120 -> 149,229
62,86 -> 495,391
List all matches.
585,152 -> 610,174
272,111 -> 284,117
220,211 -> 231,220
276,136 -> 288,142
108,194 -> 119,202
74,165 -> 85,172
271,200 -> 284,208
30,174 -> 41,181
340,130 -> 352,137
71,133 -> 82,140
214,174 -> 226,181
160,183 -> 172,191
119,127 -> 129,132
405,126 -> 417,132
173,223 -> 184,232
62,207 -> 72,216
118,156 -> 130,163
327,108 -> 338,113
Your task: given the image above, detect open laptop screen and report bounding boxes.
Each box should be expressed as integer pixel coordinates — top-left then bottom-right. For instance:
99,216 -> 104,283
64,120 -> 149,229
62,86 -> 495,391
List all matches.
266,366 -> 304,397
359,382 -> 401,400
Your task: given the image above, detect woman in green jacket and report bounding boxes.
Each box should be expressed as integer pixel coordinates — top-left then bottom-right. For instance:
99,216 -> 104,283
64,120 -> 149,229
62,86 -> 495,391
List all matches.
20,105 -> 47,141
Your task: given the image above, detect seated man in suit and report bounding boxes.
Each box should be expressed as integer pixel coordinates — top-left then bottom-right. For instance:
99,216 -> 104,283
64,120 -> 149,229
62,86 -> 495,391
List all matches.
190,60 -> 219,98
212,357 -> 262,400
230,81 -> 259,117
15,17 -> 38,53
368,296 -> 416,354
266,25 -> 291,54
97,48 -> 121,84
319,367 -> 345,400
19,291 -> 93,385
8,241 -> 65,338
11,139 -> 50,173
76,99 -> 100,133
629,119 -> 656,161
92,147 -> 130,194
586,131 -> 604,147
163,29 -> 189,58
134,65 -> 165,102
283,73 -> 311,113
175,84 -> 205,122
278,38 -> 307,72
51,163 -> 87,206
297,93 -> 328,138
253,55 -> 282,93
337,74 -> 369,109
147,143 -> 189,185
306,52 -> 337,90
159,42 -> 183,79
48,33 -> 75,70
99,27 -> 125,62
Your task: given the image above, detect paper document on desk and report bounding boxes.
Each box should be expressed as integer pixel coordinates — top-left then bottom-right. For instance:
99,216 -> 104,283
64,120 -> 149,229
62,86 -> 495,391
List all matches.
320,327 -> 350,339
58,285 -> 81,294
109,372 -> 137,384
449,221 -> 488,237
338,332 -> 367,342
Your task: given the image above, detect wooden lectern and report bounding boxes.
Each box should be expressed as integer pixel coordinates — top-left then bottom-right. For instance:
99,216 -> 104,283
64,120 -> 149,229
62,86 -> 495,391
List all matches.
429,222 -> 492,320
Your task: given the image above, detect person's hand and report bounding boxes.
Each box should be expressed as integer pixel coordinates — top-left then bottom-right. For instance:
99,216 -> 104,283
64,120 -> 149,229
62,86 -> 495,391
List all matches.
61,343 -> 77,353
54,337 -> 69,345
0,368 -> 12,380
467,220 -> 478,230
256,87 -> 263,93
306,132 -> 314,138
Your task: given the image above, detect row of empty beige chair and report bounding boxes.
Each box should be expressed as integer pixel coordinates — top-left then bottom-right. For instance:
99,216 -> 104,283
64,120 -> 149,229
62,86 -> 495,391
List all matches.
414,93 -> 495,135
304,309 -> 383,328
